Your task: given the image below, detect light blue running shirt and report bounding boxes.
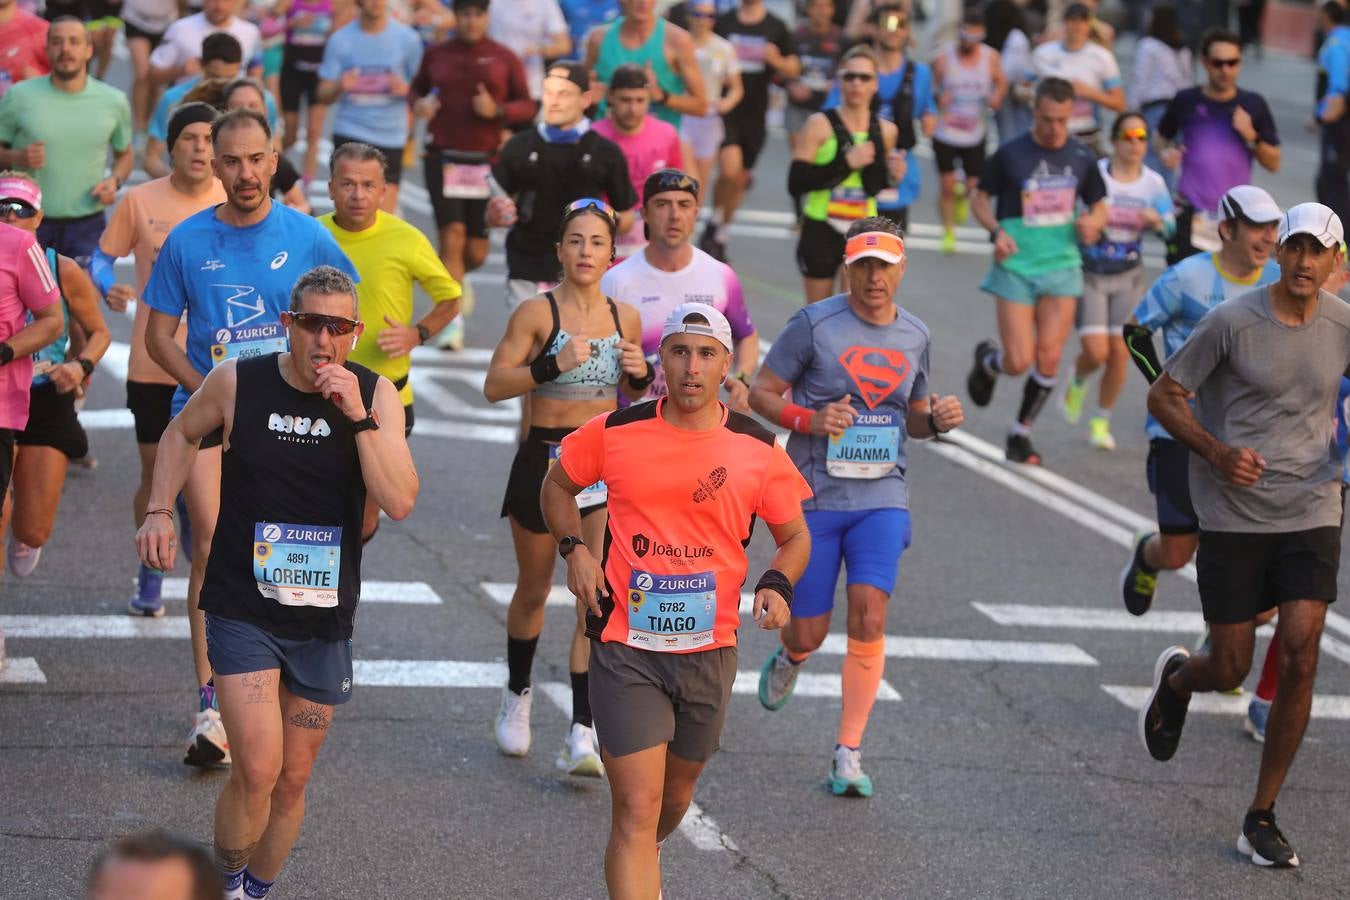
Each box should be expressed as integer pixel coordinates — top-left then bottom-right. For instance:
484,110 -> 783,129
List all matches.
763,293 -> 930,512
1131,252 -> 1279,439
143,202 -> 357,413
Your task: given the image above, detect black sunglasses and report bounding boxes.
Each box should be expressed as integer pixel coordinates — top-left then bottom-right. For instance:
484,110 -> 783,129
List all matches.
0,201 -> 39,219
841,71 -> 875,83
287,312 -> 360,337
1207,56 -> 1241,68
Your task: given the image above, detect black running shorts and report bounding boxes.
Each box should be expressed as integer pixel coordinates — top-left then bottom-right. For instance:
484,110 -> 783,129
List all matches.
1196,527 -> 1340,624
17,381 -> 89,459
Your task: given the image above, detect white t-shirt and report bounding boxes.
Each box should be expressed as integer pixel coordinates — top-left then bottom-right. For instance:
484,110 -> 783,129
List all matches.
121,0 -> 181,34
149,13 -> 264,76
1031,40 -> 1121,134
694,33 -> 739,106
486,0 -> 568,100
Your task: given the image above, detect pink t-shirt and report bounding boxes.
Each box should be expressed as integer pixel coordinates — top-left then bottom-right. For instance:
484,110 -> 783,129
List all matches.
0,222 -> 59,430
593,116 -> 684,256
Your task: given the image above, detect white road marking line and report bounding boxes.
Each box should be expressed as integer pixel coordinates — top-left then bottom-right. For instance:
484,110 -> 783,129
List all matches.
99,341 -> 129,381
80,409 -> 136,429
1327,610 -> 1350,641
973,603 -> 1210,634
732,670 -> 901,701
158,578 -> 444,605
1102,685 -> 1350,719
536,680 -> 572,716
408,418 -> 517,443
408,369 -> 520,422
2,615 -> 189,639
679,802 -> 738,852
817,633 -> 1097,666
0,658 -> 47,684
354,659 -> 505,687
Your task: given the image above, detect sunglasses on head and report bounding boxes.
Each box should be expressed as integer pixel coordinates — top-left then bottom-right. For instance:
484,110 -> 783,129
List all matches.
1207,56 -> 1240,68
564,197 -> 618,225
840,71 -> 875,83
1117,126 -> 1148,141
0,201 -> 38,219
287,312 -> 360,337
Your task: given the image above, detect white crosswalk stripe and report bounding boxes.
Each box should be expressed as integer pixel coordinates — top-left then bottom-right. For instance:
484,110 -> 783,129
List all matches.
1102,686 -> 1350,720
0,658 -> 46,684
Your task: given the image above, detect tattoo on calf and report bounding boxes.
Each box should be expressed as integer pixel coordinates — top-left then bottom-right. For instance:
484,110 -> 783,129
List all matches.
289,703 -> 331,730
214,841 -> 257,872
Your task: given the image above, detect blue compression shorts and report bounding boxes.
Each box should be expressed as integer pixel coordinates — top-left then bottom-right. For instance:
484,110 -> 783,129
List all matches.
793,508 -> 912,619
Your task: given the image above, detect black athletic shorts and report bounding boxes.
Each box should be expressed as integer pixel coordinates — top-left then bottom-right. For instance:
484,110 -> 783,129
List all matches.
17,381 -> 89,460
279,44 -> 325,112
424,150 -> 489,237
501,425 -> 606,534
796,217 -> 845,280
1196,527 -> 1340,624
932,138 -> 987,178
721,110 -> 768,171
402,402 -> 414,437
332,133 -> 405,185
0,428 -> 14,502
201,427 -> 223,450
123,20 -> 166,46
126,380 -> 176,445
1146,438 -> 1199,535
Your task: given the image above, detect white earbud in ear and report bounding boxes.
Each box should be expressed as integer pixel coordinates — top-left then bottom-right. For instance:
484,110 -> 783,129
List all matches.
352,336 -> 359,350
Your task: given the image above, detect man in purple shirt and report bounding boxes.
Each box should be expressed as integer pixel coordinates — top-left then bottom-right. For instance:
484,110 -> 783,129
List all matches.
1157,28 -> 1280,265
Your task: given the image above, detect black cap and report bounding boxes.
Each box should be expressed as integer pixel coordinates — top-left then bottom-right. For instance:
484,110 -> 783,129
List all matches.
643,168 -> 699,204
609,62 -> 648,91
545,61 -> 590,93
167,101 -> 219,151
1064,3 -> 1092,20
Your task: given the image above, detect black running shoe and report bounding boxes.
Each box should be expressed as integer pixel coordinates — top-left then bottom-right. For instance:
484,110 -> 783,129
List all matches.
1005,433 -> 1041,465
698,223 -> 728,262
1139,645 -> 1190,761
967,339 -> 998,407
1120,533 -> 1159,616
1239,807 -> 1300,868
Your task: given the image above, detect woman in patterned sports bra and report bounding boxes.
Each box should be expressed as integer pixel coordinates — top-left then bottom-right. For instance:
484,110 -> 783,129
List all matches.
484,198 -> 651,777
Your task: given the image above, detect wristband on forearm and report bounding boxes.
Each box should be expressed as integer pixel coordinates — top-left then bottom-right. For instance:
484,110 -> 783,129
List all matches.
754,568 -> 794,611
778,402 -> 813,433
627,360 -> 655,391
529,353 -> 561,385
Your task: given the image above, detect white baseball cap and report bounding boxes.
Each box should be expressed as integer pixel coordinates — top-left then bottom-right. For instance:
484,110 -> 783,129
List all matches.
1218,185 -> 1281,224
660,302 -> 734,353
1278,201 -> 1346,248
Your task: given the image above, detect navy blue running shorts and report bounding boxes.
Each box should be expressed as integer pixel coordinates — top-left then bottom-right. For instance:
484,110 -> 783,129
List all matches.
205,613 -> 353,706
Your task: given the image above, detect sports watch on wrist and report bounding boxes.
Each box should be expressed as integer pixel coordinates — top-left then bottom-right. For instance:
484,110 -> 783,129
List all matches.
558,536 -> 585,559
0,342 -> 13,365
416,324 -> 430,344
351,408 -> 380,433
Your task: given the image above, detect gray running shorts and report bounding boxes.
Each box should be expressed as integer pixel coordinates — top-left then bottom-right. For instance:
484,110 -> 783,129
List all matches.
1077,268 -> 1144,336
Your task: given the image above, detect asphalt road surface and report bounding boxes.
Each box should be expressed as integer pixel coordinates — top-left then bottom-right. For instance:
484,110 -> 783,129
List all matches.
3,38 -> 1350,900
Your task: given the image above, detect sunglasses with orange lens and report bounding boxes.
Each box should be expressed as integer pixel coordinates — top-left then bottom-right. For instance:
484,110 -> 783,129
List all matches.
1117,126 -> 1148,141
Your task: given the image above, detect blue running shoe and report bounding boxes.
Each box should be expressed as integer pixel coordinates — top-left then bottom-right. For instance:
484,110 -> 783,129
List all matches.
176,494 -> 192,563
828,745 -> 873,798
128,566 -> 165,617
1245,696 -> 1271,743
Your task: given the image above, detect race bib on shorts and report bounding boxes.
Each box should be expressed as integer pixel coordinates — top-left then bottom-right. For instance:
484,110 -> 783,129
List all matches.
252,522 -> 341,607
625,570 -> 716,652
442,162 -> 492,199
1021,174 -> 1076,227
548,442 -> 607,509
827,409 -> 900,479
1104,195 -> 1146,244
211,321 -> 288,367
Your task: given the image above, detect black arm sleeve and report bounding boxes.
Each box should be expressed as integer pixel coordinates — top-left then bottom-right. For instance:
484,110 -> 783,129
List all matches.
788,155 -> 852,197
1123,323 -> 1164,384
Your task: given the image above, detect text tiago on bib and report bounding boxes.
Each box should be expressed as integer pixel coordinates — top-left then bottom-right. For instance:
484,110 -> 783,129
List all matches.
548,442 -> 607,509
211,321 -> 288,367
625,570 -> 716,652
253,522 -> 341,608
828,408 -> 900,479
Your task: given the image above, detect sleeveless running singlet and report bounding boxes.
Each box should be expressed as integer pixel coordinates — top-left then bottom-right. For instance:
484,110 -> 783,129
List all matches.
934,45 -> 992,148
29,247 -> 69,387
199,354 -> 378,642
286,0 -> 332,48
531,292 -> 624,402
596,17 -> 685,126
802,111 -> 881,233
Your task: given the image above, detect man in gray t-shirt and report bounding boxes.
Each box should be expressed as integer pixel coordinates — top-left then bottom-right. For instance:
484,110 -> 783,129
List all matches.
1138,202 -> 1349,870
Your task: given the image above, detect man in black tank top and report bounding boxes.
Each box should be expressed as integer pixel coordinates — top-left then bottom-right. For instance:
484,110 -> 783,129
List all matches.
135,266 -> 418,898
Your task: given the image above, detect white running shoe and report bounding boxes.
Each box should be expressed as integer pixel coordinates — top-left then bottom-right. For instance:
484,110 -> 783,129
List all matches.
495,686 -> 533,756
556,722 -> 604,777
183,708 -> 231,767
6,537 -> 41,578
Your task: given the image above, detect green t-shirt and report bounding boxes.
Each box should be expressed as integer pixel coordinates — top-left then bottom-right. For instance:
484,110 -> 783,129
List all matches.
0,76 -> 132,219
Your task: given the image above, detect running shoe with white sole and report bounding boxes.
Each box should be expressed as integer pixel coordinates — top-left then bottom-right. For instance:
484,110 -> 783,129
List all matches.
1119,533 -> 1158,616
495,686 -> 533,757
967,339 -> 999,407
184,708 -> 231,767
1062,379 -> 1086,424
1139,645 -> 1190,761
556,722 -> 604,777
6,537 -> 41,578
758,647 -> 801,711
128,568 -> 166,617
1088,416 -> 1116,451
828,745 -> 873,797
1238,807 -> 1299,868
1245,696 -> 1271,743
